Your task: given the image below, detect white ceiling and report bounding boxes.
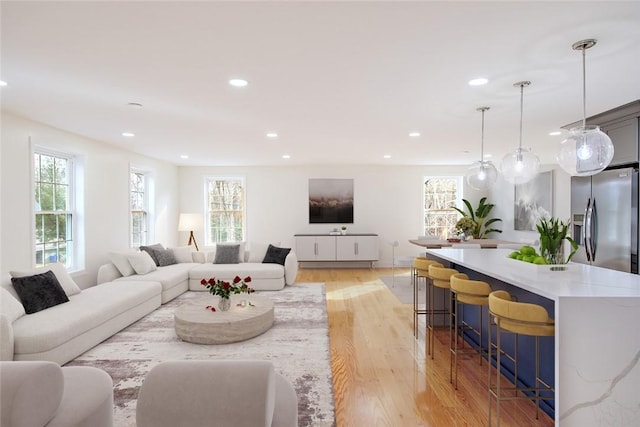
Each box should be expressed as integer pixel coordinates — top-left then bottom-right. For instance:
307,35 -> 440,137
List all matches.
2,1 -> 640,167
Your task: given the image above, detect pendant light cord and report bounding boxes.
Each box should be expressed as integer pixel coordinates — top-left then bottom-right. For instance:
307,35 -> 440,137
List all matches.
480,108 -> 485,161
519,83 -> 524,150
581,46 -> 587,127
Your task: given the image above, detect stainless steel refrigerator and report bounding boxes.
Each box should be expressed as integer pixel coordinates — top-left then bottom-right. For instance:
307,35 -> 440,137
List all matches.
571,165 -> 639,273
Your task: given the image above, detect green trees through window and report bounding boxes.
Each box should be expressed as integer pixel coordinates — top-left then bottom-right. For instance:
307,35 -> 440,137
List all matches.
34,152 -> 73,267
206,177 -> 244,244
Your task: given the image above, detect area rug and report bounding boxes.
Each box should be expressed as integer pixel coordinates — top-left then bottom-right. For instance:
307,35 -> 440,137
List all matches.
66,283 -> 335,427
380,274 -> 422,305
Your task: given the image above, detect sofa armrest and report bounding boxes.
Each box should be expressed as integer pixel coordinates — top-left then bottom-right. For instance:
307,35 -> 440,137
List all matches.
0,314 -> 14,361
284,252 -> 298,285
0,361 -> 64,426
97,263 -> 123,284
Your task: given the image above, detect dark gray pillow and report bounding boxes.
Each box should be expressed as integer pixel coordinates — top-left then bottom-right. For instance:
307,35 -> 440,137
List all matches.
11,270 -> 69,314
140,243 -> 164,266
154,249 -> 177,267
262,244 -> 291,266
214,244 -> 240,264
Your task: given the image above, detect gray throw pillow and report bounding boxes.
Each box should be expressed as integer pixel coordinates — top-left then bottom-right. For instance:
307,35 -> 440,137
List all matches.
214,244 -> 240,264
154,249 -> 177,267
140,243 -> 164,266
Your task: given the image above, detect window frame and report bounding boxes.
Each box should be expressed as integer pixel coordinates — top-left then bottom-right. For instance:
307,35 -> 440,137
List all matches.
129,169 -> 150,248
32,147 -> 78,270
423,176 -> 462,240
204,176 -> 246,245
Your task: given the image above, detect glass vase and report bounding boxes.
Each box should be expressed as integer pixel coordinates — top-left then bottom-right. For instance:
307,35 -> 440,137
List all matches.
218,297 -> 231,312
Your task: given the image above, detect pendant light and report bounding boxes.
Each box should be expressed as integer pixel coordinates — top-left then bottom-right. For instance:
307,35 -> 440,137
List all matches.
500,81 -> 540,184
557,39 -> 614,176
466,107 -> 497,190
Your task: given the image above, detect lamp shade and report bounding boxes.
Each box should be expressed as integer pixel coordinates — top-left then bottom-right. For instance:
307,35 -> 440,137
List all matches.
466,160 -> 498,190
557,126 -> 614,176
178,213 -> 203,231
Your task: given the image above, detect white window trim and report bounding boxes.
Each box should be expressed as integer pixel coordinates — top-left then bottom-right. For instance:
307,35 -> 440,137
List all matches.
203,175 -> 246,245
31,141 -> 85,272
129,165 -> 155,247
423,175 -> 462,239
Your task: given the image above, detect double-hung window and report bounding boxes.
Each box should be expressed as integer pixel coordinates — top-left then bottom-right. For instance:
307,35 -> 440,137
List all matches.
424,176 -> 461,239
130,170 -> 149,247
205,177 -> 245,244
34,151 -> 74,268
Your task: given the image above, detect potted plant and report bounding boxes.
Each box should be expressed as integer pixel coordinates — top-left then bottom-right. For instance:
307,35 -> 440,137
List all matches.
536,217 -> 578,265
455,217 -> 477,240
452,197 -> 502,239
341,226 -> 347,235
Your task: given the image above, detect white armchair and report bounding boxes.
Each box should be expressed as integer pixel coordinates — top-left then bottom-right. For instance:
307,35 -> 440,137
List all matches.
0,361 -> 113,427
136,360 -> 298,427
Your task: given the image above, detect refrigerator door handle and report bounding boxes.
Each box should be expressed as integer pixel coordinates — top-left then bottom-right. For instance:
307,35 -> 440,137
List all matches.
584,198 -> 592,262
591,198 -> 598,261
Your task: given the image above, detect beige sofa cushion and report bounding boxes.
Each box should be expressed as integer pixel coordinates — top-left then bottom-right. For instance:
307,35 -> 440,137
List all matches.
10,262 -> 82,297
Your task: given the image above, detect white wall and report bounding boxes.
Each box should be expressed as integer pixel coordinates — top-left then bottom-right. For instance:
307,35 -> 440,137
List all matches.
1,113 -> 180,288
179,164 -> 486,267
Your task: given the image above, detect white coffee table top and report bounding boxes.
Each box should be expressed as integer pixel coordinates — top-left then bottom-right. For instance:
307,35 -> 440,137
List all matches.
175,294 -> 274,344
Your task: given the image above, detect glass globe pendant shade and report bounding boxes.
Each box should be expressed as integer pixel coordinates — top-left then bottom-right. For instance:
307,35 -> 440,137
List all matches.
557,125 -> 614,176
466,160 -> 498,190
500,147 -> 540,184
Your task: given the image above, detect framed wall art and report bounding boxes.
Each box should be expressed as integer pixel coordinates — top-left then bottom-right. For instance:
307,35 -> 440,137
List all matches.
308,178 -> 354,224
514,170 -> 553,231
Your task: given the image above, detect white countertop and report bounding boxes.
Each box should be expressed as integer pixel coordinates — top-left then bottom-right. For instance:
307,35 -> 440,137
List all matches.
426,248 -> 640,301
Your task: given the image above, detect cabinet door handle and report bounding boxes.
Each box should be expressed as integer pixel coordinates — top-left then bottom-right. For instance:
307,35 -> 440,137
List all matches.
314,242 -> 318,255
355,242 -> 359,255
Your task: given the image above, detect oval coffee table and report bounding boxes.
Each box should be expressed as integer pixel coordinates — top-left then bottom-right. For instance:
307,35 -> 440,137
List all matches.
175,294 -> 274,344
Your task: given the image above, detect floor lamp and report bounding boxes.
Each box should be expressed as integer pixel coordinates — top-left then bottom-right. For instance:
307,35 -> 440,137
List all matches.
178,213 -> 203,251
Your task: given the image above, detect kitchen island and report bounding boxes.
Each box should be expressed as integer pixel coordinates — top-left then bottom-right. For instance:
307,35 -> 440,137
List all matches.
426,248 -> 640,426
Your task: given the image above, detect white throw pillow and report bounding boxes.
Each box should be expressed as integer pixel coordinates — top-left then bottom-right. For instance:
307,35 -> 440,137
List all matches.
0,287 -> 26,322
109,250 -> 137,277
171,245 -> 195,263
247,242 -> 281,263
9,262 -> 82,297
127,251 -> 158,275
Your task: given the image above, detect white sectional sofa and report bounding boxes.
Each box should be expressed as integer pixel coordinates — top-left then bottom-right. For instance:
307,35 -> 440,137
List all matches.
1,242 -> 298,365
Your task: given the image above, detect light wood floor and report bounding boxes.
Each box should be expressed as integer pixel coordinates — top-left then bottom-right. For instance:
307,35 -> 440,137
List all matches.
296,268 -> 555,427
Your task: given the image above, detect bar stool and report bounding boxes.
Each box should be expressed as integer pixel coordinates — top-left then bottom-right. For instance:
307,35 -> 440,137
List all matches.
426,265 -> 459,362
411,257 -> 443,337
449,273 -> 492,389
488,290 -> 555,427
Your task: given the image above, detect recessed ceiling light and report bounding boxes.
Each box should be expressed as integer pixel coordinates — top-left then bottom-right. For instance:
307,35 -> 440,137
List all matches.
468,77 -> 489,86
122,132 -> 135,137
549,131 -> 562,136
282,154 -> 291,159
383,155 -> 392,159
180,155 -> 189,159
0,80 -> 7,87
409,132 -> 421,137
229,78 -> 248,87
266,132 -> 278,138
483,153 -> 492,158
127,102 -> 143,108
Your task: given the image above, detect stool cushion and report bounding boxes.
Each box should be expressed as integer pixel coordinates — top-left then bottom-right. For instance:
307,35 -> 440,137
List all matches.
489,291 -> 555,336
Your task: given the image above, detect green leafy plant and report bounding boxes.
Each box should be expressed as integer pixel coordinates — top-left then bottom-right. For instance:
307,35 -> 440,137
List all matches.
455,217 -> 476,236
536,217 -> 578,264
452,197 -> 502,238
